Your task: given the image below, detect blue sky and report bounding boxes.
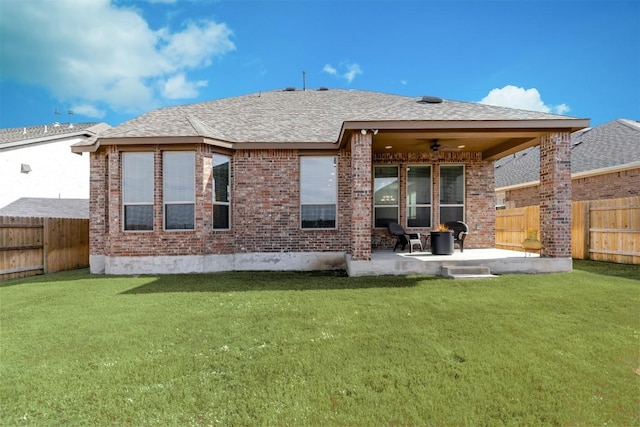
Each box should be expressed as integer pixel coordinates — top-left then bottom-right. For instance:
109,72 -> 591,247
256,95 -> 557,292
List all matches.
1,0 -> 638,129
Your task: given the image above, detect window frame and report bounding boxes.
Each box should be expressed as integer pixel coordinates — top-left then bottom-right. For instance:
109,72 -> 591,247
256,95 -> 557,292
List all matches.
373,165 -> 400,229
300,156 -> 338,230
212,153 -> 231,230
406,164 -> 432,228
163,151 -> 196,231
122,152 -> 154,232
439,164 -> 465,223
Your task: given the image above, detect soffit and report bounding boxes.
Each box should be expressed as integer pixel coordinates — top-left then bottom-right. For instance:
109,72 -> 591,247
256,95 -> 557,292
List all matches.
343,119 -> 589,161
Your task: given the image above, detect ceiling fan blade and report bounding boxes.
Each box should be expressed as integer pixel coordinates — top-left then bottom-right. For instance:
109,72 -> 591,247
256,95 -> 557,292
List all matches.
440,146 -> 461,152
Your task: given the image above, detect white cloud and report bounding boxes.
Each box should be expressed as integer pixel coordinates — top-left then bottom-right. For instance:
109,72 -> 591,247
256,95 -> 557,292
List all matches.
322,62 -> 362,84
323,64 -> 337,75
159,21 -> 235,69
554,103 -> 570,115
0,0 -> 235,116
400,80 -> 408,86
343,63 -> 362,84
162,73 -> 208,99
479,85 -> 570,115
71,104 -> 106,119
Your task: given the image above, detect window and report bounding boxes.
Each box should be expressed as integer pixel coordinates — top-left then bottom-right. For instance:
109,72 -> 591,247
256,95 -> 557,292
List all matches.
122,152 -> 154,231
407,165 -> 431,227
374,166 -> 399,228
213,154 -> 231,229
163,152 -> 195,230
300,157 -> 337,229
440,165 -> 465,223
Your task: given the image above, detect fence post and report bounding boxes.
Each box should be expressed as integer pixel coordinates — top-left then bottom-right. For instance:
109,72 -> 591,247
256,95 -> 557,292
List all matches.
583,201 -> 590,260
43,217 -> 50,274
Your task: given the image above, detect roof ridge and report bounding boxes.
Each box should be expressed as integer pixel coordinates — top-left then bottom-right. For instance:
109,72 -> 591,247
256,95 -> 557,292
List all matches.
186,116 -> 234,142
0,122 -> 111,147
0,122 -> 102,133
617,119 -> 640,132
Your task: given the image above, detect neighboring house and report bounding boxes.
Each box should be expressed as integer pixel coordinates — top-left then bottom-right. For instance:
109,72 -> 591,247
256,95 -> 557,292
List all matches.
71,88 -> 588,275
0,197 -> 89,219
0,122 -> 111,208
495,119 -> 640,208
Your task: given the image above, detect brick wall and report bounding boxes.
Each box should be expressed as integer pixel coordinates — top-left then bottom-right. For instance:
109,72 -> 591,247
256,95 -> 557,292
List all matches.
89,149 -> 108,255
371,151 -> 495,250
573,169 -> 640,200
504,168 -> 640,208
91,145 -> 351,258
504,185 -> 540,208
89,143 -> 497,259
228,148 -> 349,253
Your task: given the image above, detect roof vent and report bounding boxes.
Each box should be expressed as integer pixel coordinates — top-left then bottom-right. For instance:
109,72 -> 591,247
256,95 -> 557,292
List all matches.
418,95 -> 443,104
572,140 -> 584,149
318,87 -> 329,91
284,87 -> 296,91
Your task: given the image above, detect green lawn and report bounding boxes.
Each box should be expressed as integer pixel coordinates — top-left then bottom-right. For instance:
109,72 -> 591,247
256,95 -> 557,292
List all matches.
1,260 -> 638,426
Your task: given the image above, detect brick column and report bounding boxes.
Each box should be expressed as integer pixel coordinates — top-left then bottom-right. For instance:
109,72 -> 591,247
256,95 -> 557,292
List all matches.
539,132 -> 572,257
89,150 -> 108,256
107,146 -> 120,246
351,132 -> 372,260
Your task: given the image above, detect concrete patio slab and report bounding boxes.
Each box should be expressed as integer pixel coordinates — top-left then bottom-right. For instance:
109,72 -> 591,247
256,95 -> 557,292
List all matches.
345,248 -> 572,277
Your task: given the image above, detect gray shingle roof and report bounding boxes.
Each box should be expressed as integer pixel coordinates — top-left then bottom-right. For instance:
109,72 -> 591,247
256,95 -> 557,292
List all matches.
0,122 -> 110,148
100,89 -> 579,143
495,119 -> 640,188
0,198 -> 89,218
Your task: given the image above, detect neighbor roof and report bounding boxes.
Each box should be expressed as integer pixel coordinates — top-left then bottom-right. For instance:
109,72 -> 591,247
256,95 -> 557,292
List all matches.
0,198 -> 89,219
495,119 -> 640,188
91,88 -> 583,144
0,122 -> 111,151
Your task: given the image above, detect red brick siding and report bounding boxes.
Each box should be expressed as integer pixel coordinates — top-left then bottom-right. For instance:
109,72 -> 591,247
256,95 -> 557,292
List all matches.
228,149 -> 348,253
350,133 -> 373,260
466,158 -> 496,247
89,149 -> 108,255
573,169 -> 640,200
504,168 -> 640,208
89,143 -> 497,259
539,132 -> 572,257
337,149 -> 353,252
504,186 -> 540,208
371,151 -> 495,250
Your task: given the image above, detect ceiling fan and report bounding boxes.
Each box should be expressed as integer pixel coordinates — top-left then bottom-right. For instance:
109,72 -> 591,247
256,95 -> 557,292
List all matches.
426,139 -> 461,152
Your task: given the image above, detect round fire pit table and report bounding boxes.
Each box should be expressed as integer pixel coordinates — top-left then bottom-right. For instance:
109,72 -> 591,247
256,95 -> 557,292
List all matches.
430,231 -> 454,255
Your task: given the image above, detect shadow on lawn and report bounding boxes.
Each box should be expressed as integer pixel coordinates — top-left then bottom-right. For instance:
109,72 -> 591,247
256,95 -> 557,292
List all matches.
121,270 -> 437,294
0,268 -> 102,288
573,260 -> 640,281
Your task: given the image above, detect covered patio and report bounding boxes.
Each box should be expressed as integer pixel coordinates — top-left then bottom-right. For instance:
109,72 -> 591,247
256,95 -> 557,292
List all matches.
343,109 -> 589,273
345,248 -> 570,277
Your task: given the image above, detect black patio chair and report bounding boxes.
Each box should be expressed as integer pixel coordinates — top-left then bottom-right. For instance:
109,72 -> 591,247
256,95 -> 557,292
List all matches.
444,221 -> 469,252
387,222 -> 423,253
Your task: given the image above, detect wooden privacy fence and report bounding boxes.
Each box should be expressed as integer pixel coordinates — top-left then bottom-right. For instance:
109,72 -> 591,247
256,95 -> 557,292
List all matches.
0,216 -> 89,280
496,196 -> 640,264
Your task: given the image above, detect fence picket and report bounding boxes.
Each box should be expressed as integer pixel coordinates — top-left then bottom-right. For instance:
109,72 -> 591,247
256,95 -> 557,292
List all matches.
496,196 -> 639,264
0,216 -> 89,280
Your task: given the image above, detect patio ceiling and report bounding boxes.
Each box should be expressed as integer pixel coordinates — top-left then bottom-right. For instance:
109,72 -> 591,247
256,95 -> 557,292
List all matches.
341,119 -> 590,161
